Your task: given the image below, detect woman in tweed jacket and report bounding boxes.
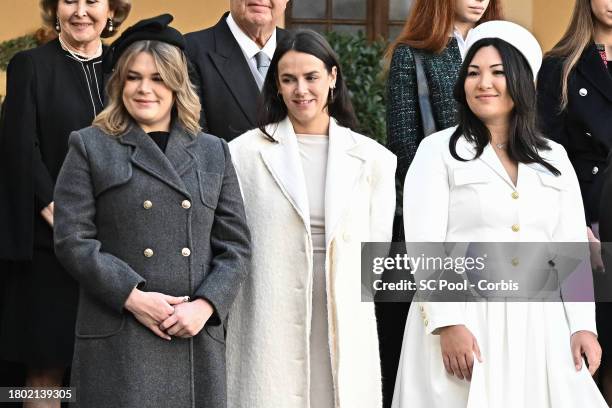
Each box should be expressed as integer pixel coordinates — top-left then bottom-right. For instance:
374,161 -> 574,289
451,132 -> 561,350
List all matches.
379,1 -> 502,406
386,0 -> 502,237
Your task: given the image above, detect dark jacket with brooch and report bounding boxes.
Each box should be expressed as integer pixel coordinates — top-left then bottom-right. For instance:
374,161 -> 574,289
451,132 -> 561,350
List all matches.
537,44 -> 612,224
53,123 -> 251,407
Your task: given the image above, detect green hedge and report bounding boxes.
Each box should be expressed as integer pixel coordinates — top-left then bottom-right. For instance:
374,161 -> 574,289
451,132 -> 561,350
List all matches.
326,31 -> 388,145
0,34 -> 37,71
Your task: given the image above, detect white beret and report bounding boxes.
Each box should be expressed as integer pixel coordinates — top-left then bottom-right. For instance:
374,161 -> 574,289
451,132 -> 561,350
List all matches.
465,20 -> 543,78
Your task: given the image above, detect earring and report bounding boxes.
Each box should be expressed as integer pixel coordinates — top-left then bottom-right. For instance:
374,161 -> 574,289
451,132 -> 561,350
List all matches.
330,87 -> 335,101
55,17 -> 60,32
107,18 -> 114,32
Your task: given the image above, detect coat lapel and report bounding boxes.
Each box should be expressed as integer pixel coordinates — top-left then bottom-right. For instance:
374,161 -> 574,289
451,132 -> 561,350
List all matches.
576,44 -> 612,103
119,123 -> 193,197
325,120 -> 366,247
259,118 -> 311,232
165,126 -> 196,177
257,118 -> 366,243
209,14 -> 261,127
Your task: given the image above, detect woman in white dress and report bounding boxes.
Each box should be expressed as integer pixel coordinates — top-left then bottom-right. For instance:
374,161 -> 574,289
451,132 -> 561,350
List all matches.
227,29 -> 396,408
392,21 -> 607,408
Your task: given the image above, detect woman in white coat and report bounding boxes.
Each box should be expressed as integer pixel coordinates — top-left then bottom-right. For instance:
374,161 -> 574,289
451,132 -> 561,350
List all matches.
392,21 -> 607,408
228,29 -> 396,408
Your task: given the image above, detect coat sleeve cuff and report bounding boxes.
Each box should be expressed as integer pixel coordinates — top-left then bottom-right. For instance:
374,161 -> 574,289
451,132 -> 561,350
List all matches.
92,257 -> 147,314
564,302 -> 598,336
421,302 -> 467,335
192,285 -> 226,326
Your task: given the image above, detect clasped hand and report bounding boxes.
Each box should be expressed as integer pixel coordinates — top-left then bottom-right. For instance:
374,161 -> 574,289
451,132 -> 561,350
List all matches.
124,288 -> 214,340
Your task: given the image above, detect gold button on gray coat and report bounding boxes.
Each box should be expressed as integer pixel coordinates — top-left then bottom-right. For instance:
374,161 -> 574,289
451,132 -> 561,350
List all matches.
143,248 -> 154,258
181,199 -> 191,209
181,247 -> 191,257
143,200 -> 152,209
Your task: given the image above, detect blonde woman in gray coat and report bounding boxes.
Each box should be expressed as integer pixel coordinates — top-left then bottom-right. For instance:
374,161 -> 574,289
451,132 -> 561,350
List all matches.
53,15 -> 250,408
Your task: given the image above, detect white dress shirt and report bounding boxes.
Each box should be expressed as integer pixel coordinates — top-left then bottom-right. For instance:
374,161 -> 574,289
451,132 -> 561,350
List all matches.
453,27 -> 472,60
226,13 -> 277,89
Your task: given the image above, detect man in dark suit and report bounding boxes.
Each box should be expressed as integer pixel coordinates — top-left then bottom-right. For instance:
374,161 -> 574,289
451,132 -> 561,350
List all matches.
186,0 -> 289,141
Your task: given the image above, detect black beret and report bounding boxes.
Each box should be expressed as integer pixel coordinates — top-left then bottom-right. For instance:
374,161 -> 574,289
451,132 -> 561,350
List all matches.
103,14 -> 185,73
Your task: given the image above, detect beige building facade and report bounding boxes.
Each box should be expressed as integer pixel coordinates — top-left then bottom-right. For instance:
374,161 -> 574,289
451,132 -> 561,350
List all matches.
0,0 -> 578,94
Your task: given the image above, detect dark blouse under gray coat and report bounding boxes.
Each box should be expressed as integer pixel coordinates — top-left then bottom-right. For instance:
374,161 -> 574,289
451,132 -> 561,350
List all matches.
53,123 -> 251,408
386,39 -> 462,184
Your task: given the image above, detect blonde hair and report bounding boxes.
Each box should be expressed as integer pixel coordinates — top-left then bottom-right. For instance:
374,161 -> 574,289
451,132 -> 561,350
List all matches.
546,0 -> 594,111
40,0 -> 131,38
94,40 -> 201,136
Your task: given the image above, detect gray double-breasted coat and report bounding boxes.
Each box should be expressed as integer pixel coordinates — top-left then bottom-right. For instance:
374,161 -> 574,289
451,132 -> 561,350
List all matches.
53,123 -> 250,408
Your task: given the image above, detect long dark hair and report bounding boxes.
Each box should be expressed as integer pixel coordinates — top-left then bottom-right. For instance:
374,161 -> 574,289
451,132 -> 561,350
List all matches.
450,38 -> 560,176
258,29 -> 357,140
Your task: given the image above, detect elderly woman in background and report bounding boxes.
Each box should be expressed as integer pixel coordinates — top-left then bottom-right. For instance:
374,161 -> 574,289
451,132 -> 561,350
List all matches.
228,29 -> 396,408
0,0 -> 130,399
53,15 -> 250,408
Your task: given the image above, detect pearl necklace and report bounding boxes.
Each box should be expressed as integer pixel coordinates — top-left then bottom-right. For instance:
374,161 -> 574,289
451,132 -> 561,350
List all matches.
58,34 -> 102,62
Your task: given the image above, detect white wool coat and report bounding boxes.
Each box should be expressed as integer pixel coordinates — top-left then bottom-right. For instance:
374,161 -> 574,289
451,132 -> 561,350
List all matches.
227,117 -> 396,408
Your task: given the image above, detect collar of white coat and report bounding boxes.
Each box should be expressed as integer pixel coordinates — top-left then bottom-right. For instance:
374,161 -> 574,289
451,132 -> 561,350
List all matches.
260,117 -> 367,246
454,131 -> 560,188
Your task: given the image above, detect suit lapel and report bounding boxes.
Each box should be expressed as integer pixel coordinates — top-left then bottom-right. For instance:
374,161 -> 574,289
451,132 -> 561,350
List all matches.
259,118 -> 311,232
325,120 -> 365,247
209,15 -> 261,126
576,44 -> 612,103
119,123 -> 193,197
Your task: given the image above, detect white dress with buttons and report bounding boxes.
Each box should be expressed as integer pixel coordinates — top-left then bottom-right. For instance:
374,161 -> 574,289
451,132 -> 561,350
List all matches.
391,127 -> 607,408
